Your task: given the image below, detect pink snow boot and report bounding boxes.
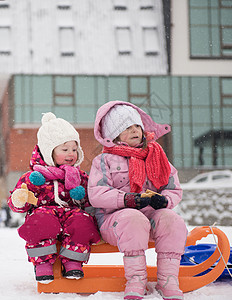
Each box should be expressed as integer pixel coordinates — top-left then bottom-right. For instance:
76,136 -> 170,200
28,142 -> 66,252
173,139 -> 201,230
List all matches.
62,260 -> 84,279
35,261 -> 54,283
156,258 -> 183,300
123,255 -> 147,300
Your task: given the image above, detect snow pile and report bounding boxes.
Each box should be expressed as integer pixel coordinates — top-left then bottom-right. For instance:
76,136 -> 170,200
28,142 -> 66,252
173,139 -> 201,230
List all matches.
175,189 -> 232,226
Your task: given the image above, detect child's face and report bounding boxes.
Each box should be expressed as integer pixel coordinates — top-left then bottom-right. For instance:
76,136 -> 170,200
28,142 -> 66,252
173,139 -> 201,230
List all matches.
118,124 -> 143,147
53,141 -> 78,166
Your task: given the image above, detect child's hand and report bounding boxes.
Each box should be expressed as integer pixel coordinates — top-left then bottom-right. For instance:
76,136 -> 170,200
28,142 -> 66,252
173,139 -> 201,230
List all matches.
11,183 -> 38,208
124,193 -> 151,209
141,189 -> 168,210
70,186 -> 85,200
29,171 -> 46,186
150,193 -> 168,209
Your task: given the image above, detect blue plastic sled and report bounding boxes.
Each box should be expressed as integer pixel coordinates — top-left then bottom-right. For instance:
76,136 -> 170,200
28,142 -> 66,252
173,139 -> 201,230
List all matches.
181,243 -> 232,279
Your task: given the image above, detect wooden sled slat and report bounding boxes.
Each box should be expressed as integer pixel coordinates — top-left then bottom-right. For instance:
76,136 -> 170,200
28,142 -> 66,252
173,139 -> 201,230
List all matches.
38,226 -> 230,294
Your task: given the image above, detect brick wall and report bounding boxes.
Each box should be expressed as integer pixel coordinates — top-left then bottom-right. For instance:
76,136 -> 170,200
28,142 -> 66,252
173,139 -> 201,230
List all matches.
7,128 -> 101,174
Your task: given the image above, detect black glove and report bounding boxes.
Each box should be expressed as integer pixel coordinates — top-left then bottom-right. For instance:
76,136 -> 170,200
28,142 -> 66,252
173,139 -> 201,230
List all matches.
150,193 -> 168,210
124,193 -> 151,209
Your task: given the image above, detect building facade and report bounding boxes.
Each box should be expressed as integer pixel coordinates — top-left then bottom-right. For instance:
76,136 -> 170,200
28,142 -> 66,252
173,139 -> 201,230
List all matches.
0,0 -> 232,195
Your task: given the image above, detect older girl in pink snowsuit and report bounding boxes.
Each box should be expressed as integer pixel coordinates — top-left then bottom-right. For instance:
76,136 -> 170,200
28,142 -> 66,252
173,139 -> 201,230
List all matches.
8,112 -> 100,283
88,101 -> 188,300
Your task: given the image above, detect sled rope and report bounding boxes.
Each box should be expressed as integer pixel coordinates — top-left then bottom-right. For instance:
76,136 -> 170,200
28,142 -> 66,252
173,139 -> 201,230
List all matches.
209,222 -> 232,278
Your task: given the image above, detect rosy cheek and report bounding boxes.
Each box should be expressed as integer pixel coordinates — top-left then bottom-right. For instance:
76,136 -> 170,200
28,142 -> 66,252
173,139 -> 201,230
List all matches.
57,154 -> 66,163
120,133 -> 128,141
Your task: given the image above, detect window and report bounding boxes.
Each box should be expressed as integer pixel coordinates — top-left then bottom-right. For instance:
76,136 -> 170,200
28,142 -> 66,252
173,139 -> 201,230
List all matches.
140,0 -> 154,10
113,0 -> 127,10
57,2 -> 73,27
0,26 -> 11,55
0,3 -> 9,8
128,76 -> 151,107
57,4 -> 71,10
143,27 -> 159,55
212,174 -> 230,180
57,1 -> 72,21
53,76 -> 75,106
57,0 -> 71,8
189,0 -> 232,58
0,2 -> 10,16
116,27 -> 132,55
59,27 -> 75,56
0,1 -> 11,55
221,77 -> 232,106
195,176 -> 208,183
52,76 -> 76,119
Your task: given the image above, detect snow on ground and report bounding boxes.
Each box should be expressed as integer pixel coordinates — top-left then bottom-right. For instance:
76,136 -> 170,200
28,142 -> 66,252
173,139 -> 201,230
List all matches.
0,226 -> 232,300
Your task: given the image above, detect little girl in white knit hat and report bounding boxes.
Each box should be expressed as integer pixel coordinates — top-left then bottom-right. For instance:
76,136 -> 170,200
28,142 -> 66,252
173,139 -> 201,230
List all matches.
8,112 -> 100,283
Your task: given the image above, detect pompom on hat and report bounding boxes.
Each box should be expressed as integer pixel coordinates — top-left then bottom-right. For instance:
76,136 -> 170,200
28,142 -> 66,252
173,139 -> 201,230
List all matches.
101,104 -> 144,141
37,112 -> 84,167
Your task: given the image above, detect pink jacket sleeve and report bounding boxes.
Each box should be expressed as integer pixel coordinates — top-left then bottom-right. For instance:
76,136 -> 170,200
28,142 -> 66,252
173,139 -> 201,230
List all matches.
88,155 -> 125,209
8,172 -> 35,213
160,163 -> 183,209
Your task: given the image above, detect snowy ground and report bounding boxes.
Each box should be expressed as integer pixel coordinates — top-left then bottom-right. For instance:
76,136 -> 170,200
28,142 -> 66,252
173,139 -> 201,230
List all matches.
0,226 -> 232,300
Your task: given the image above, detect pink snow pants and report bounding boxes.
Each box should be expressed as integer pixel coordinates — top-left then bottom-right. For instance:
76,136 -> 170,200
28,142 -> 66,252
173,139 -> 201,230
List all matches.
99,208 -> 187,257
18,206 -> 100,265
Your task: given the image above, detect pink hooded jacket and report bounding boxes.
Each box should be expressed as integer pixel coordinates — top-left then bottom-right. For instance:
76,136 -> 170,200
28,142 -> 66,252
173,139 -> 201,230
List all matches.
88,101 -> 183,228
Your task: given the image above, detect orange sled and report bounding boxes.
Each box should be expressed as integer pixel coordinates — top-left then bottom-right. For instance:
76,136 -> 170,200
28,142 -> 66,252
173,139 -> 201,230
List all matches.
37,226 -> 230,294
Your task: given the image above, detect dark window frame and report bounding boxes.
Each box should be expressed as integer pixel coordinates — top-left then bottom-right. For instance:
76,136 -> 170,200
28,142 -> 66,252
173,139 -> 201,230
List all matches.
189,0 -> 232,59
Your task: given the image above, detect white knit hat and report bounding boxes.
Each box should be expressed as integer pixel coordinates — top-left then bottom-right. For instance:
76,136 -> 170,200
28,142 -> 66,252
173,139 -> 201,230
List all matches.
37,112 -> 84,166
102,104 -> 144,141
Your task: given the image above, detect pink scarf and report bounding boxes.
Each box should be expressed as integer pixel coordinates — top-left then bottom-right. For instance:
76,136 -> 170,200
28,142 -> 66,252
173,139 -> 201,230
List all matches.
103,133 -> 171,193
33,164 -> 81,190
